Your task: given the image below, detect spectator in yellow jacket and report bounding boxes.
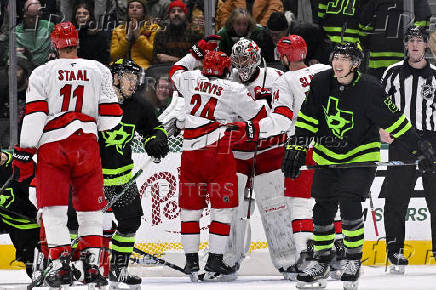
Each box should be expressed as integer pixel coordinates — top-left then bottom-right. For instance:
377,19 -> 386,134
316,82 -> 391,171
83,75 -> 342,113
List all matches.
110,0 -> 160,69
252,0 -> 284,27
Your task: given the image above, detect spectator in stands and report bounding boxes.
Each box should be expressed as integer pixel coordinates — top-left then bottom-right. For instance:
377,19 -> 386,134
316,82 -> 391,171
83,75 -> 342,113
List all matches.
252,0 -> 284,27
266,12 -> 289,61
146,76 -> 173,116
217,8 -> 274,62
216,0 -> 246,30
188,0 -> 205,35
73,2 -> 110,65
146,0 -> 171,21
15,0 -> 55,66
152,0 -> 202,64
110,0 -> 160,69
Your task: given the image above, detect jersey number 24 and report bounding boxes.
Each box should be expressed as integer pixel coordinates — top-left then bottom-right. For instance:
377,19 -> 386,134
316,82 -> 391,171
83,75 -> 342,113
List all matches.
190,94 -> 217,120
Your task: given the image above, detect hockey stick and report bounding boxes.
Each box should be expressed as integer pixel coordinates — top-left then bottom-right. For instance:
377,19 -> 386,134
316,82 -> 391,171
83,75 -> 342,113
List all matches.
300,160 -> 418,170
132,246 -> 186,274
0,173 -> 13,195
369,193 -> 379,237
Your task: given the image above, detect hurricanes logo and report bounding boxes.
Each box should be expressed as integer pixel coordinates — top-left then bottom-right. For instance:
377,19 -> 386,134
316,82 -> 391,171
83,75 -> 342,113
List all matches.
0,188 -> 15,208
323,97 -> 354,140
101,122 -> 135,155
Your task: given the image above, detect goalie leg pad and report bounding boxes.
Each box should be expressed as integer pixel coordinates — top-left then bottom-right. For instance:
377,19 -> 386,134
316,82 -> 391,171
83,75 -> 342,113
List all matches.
254,170 -> 297,270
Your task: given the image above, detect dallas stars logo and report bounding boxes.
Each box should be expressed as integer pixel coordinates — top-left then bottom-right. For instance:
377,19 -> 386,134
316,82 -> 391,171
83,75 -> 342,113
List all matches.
101,122 -> 135,155
323,97 -> 354,140
0,188 -> 14,209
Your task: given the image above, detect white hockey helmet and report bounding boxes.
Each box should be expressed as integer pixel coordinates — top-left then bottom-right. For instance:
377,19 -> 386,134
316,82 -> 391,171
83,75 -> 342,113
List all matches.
231,38 -> 262,82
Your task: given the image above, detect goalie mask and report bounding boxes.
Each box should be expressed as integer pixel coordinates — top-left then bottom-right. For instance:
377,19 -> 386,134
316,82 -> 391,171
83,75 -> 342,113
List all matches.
110,59 -> 142,100
231,38 -> 261,83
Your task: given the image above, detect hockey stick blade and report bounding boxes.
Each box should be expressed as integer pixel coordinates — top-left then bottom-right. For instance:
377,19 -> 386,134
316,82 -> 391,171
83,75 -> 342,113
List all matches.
300,160 -> 418,170
132,247 -> 186,274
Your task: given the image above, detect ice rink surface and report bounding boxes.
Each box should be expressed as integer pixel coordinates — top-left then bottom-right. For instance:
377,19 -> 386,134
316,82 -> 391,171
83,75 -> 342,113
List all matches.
1,266 -> 435,290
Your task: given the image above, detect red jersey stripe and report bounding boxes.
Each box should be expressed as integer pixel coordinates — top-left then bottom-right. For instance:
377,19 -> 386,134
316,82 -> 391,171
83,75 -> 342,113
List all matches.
273,106 -> 293,120
99,103 -> 123,117
209,221 -> 231,236
25,100 -> 48,115
43,112 -> 96,132
181,221 -> 200,235
184,122 -> 222,140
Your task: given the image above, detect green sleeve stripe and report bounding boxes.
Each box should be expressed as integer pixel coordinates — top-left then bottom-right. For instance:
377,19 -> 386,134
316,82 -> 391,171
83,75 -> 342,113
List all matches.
0,212 -> 34,223
323,27 -> 360,34
313,233 -> 336,242
315,142 -> 380,160
102,163 -> 134,175
318,12 -> 325,18
342,228 -> 364,237
313,151 -> 381,165
110,244 -> 134,253
359,24 -> 374,31
298,112 -> 318,125
369,59 -> 402,69
155,126 -> 168,137
392,122 -> 412,138
295,122 -> 318,133
1,218 -> 40,230
385,115 -> 407,133
414,20 -> 429,27
314,243 -> 334,251
370,51 -> 405,58
344,239 -> 364,248
329,36 -> 359,43
104,172 -> 133,186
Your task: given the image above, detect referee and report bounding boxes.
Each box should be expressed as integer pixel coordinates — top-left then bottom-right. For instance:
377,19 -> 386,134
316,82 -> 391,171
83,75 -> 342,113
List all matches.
381,25 -> 436,272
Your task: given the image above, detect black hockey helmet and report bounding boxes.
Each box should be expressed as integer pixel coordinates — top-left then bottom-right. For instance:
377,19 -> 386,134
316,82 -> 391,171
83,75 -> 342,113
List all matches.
404,25 -> 429,42
329,42 -> 364,65
110,58 -> 141,77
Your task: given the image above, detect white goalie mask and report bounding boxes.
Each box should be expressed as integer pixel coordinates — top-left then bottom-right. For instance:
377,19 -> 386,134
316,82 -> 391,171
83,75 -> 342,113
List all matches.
231,38 -> 261,82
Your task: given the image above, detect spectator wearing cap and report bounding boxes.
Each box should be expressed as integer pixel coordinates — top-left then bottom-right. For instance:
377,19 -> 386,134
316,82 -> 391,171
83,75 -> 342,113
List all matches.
252,0 -> 283,27
217,8 -> 274,62
111,0 -> 160,69
152,0 -> 202,64
267,12 -> 289,61
15,0 -> 54,66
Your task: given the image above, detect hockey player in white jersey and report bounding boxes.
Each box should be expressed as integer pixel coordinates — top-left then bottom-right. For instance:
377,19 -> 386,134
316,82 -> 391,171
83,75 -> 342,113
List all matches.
224,38 -> 296,278
226,35 -> 333,280
169,35 -> 267,281
12,22 -> 122,288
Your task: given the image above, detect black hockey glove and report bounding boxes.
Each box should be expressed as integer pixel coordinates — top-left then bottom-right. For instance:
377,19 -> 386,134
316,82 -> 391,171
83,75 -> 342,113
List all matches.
144,129 -> 169,159
416,139 -> 436,174
281,144 -> 307,179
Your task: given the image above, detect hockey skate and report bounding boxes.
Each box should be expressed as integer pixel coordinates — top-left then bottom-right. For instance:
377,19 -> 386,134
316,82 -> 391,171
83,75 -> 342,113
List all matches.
279,264 -> 303,281
184,253 -> 200,282
201,253 -> 237,282
387,251 -> 408,274
296,260 -> 329,289
330,239 -> 346,280
341,259 -> 361,290
81,250 -> 108,289
109,252 -> 141,289
44,252 -> 73,289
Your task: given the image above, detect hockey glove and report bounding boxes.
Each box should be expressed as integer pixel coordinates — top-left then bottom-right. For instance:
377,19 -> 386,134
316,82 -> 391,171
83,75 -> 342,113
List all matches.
190,34 -> 221,60
225,121 -> 260,145
281,144 -> 307,179
254,87 -> 273,108
416,139 -> 436,174
144,129 -> 169,159
12,145 -> 36,182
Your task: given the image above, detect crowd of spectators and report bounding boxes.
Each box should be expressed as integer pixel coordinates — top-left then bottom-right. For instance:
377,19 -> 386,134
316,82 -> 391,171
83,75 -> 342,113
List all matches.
0,0 -> 435,148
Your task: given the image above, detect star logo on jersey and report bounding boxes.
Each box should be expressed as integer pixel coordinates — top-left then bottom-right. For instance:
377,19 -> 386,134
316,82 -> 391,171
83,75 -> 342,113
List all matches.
101,122 -> 135,155
323,97 -> 354,140
421,83 -> 435,101
0,188 -> 15,209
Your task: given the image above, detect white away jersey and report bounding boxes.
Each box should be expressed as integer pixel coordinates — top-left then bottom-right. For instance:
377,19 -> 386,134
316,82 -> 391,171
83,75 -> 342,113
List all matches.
20,58 -> 122,148
171,54 -> 266,151
265,63 -> 331,137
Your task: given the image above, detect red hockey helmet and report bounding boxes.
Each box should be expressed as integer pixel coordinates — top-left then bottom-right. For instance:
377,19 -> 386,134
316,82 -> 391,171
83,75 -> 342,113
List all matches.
202,51 -> 231,77
276,35 -> 307,62
50,22 -> 79,49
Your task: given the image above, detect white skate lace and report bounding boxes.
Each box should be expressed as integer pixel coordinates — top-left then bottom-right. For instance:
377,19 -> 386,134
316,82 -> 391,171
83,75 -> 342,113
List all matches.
118,267 -> 129,282
303,261 -> 326,276
392,253 -> 406,261
343,260 -> 360,275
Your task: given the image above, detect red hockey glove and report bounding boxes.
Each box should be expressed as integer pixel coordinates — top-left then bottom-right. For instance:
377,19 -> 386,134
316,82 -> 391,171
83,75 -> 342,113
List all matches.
225,121 -> 260,145
190,35 -> 222,60
12,145 -> 36,182
254,87 -> 273,108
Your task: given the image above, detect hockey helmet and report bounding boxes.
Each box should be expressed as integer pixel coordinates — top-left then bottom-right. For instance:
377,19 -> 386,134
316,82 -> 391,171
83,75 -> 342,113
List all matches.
202,51 -> 232,78
404,25 -> 429,42
50,22 -> 79,49
231,38 -> 262,82
276,35 -> 307,62
329,42 -> 363,65
110,58 -> 141,77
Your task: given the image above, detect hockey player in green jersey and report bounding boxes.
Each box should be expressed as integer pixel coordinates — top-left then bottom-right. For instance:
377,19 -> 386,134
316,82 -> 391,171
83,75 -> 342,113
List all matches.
281,42 -> 436,290
100,59 -> 169,288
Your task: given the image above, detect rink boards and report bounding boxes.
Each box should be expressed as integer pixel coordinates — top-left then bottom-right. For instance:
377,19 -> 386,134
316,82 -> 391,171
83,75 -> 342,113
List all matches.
1,148 -> 435,270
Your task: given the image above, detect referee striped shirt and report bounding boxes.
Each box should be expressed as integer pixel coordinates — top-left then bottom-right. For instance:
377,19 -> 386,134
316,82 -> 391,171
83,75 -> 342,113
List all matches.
382,60 -> 436,131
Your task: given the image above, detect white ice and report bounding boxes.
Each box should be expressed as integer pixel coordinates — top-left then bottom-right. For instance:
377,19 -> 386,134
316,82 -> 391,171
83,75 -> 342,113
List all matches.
1,266 -> 435,290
